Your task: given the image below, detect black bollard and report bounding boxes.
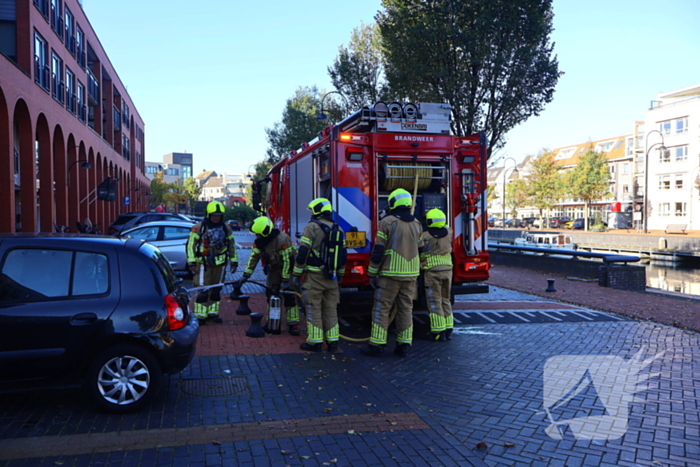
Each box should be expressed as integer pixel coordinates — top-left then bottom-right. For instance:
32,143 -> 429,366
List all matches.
246,313 -> 265,338
229,285 -> 243,300
545,278 -> 557,293
235,295 -> 252,315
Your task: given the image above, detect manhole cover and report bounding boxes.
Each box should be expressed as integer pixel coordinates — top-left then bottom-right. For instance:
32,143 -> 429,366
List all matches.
179,377 -> 250,397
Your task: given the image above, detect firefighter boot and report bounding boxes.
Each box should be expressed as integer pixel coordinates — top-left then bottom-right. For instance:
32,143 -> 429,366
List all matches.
288,325 -> 300,336
300,342 -> 322,352
394,343 -> 411,357
361,344 -> 386,357
327,341 -> 338,353
445,329 -> 453,341
209,316 -> 223,324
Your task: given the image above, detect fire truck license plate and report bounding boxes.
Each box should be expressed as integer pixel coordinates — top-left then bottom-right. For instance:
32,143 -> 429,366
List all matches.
345,231 -> 366,248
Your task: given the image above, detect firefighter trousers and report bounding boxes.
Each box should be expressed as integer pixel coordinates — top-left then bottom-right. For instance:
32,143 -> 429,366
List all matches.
369,276 -> 416,347
300,272 -> 340,344
193,263 -> 226,319
424,268 -> 453,333
265,266 -> 300,326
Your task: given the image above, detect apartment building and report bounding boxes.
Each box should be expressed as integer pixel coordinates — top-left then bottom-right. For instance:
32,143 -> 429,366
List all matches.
0,0 -> 148,233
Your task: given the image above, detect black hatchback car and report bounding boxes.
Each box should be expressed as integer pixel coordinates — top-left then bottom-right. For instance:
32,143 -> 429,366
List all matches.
0,234 -> 199,413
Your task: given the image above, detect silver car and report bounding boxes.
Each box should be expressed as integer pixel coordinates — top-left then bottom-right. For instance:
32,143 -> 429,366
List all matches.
119,221 -> 194,276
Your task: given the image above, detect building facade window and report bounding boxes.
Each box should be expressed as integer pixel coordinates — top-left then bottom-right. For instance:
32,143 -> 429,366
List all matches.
34,0 -> 49,19
659,121 -> 671,136
675,202 -> 687,217
146,166 -> 158,174
122,100 -> 130,127
50,0 -> 63,39
659,176 -> 670,190
659,203 -> 670,217
660,149 -> 671,164
76,81 -> 86,122
675,117 -> 688,134
76,25 -> 85,68
34,32 -> 49,91
51,51 -> 63,103
674,176 -> 684,190
622,162 -> 629,174
64,6 -> 75,55
622,185 -> 629,194
674,146 -> 688,162
65,67 -> 75,113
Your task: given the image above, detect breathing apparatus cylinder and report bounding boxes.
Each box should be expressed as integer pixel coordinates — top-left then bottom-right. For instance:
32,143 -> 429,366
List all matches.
267,295 -> 282,334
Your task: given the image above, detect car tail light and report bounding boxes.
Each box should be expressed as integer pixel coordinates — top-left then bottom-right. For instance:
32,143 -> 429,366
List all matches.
165,294 -> 186,331
349,265 -> 365,275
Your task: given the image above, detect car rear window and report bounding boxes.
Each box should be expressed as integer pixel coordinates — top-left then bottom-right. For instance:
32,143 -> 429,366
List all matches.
111,215 -> 137,226
0,249 -> 109,301
139,243 -> 179,293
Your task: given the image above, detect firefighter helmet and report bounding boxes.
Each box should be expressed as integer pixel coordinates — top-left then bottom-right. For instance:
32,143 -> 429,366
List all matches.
206,201 -> 226,216
251,216 -> 273,237
426,209 -> 447,228
388,188 -> 412,210
308,198 -> 332,215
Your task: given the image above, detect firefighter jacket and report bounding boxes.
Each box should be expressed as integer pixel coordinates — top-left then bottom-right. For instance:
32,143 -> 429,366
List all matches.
187,220 -> 237,266
368,208 -> 424,280
293,217 -> 345,278
244,229 -> 295,280
420,227 -> 453,272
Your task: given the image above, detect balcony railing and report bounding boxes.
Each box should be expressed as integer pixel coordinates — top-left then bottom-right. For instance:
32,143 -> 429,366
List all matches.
67,94 -> 77,114
67,36 -> 76,56
34,59 -> 50,91
78,103 -> 86,122
113,106 -> 121,129
52,73 -> 65,104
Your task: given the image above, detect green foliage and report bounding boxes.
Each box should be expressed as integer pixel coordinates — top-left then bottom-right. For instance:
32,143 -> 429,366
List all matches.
265,86 -> 341,164
505,178 -> 530,217
376,0 -> 562,158
567,148 -> 611,231
328,22 -> 387,112
149,172 -> 172,207
526,151 -> 563,226
182,177 -> 202,213
226,204 -> 257,224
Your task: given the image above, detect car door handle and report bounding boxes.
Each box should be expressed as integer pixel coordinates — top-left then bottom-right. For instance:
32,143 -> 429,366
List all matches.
70,313 -> 98,325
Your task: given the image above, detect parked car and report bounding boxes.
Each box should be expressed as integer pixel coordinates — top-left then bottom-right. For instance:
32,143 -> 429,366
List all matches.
519,217 -> 539,228
108,212 -> 194,236
549,216 -> 572,229
227,220 -> 241,231
0,234 -> 198,413
119,221 -> 195,277
571,218 -> 608,230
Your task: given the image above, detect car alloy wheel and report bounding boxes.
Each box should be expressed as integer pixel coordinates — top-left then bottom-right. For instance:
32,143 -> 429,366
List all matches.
87,344 -> 162,413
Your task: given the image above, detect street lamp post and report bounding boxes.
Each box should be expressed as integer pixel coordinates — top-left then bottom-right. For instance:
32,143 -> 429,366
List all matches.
317,91 -> 349,121
66,159 -> 91,186
502,157 -> 519,227
643,130 -> 666,234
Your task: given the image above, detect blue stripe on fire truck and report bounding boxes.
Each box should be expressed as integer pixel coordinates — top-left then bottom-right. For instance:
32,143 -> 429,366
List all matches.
333,187 -> 372,253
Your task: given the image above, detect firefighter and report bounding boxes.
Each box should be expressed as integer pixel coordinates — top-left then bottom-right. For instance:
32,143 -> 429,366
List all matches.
420,208 -> 454,341
240,216 -> 299,335
292,198 -> 346,353
187,201 -> 238,324
362,188 -> 424,357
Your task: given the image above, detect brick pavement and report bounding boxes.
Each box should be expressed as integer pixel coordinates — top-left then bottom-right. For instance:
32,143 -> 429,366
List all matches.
1,246 -> 699,466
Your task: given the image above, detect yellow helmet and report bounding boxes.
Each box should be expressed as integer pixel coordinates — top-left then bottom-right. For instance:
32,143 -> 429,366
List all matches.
206,201 -> 226,216
426,208 -> 447,228
250,216 -> 273,236
388,188 -> 412,210
308,198 -> 332,215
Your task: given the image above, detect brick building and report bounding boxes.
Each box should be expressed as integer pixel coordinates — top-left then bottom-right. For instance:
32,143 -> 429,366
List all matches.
0,0 -> 149,233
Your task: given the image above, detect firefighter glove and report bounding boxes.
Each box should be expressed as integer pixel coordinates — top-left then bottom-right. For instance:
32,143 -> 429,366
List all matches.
291,275 -> 301,291
230,261 -> 238,274
369,276 -> 378,290
188,263 -> 198,273
238,274 -> 250,288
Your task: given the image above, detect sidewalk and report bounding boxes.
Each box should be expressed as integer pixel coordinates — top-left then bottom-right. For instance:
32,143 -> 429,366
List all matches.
1,268 -> 699,466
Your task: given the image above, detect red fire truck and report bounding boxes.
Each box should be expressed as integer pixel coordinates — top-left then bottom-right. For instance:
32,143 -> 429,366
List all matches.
253,101 -> 489,303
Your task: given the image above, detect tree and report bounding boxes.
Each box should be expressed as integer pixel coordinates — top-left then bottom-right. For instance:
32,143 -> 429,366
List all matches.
183,177 -> 202,214
226,204 -> 257,225
505,178 -> 530,219
376,0 -> 562,158
526,151 -> 561,228
567,149 -> 611,231
328,22 -> 387,113
265,86 -> 341,164
149,172 -> 170,207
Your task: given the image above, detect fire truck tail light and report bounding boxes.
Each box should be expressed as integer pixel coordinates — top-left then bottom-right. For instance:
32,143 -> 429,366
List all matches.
462,156 -> 475,164
347,152 -> 363,161
350,265 -> 365,275
340,133 -> 352,141
463,261 -> 489,272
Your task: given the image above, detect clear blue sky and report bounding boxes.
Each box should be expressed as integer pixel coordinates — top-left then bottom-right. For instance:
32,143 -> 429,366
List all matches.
83,0 -> 700,174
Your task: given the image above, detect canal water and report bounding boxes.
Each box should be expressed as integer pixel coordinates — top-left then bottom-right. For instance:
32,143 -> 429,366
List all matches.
644,258 -> 700,297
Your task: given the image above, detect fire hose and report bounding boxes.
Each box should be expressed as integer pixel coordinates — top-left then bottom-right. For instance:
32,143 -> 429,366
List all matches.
186,279 -> 398,343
